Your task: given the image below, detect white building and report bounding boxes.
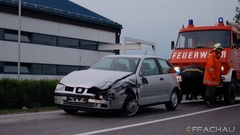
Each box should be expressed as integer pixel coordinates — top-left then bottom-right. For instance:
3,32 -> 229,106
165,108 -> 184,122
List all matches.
0,0 -> 122,79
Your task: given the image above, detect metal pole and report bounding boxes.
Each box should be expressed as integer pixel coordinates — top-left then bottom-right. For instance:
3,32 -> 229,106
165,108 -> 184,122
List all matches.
121,37 -> 126,54
17,0 -> 21,80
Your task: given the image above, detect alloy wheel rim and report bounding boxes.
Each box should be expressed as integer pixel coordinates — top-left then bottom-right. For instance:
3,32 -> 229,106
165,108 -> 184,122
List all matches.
171,92 -> 178,107
126,100 -> 138,116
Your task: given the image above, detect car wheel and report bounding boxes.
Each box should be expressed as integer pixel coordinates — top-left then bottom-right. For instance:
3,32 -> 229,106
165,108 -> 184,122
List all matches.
121,94 -> 139,117
63,109 -> 78,114
165,89 -> 178,110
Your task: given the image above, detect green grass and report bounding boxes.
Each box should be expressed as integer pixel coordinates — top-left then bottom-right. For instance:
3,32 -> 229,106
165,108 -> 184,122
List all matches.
0,106 -> 60,115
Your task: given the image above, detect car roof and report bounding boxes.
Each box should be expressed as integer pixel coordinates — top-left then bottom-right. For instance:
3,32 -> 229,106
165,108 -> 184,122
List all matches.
104,54 -> 165,59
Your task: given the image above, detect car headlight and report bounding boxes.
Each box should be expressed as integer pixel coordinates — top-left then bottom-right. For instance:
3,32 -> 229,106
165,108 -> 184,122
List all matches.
55,83 -> 65,91
174,67 -> 181,75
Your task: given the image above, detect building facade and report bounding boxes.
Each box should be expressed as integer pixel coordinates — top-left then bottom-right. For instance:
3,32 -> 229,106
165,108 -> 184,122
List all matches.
0,0 -> 122,79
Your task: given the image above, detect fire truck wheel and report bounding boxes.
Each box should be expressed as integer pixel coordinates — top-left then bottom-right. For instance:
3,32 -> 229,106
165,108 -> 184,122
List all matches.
224,77 -> 236,105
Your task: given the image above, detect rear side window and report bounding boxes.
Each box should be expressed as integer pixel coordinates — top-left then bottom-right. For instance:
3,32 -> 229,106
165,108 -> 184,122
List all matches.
157,59 -> 176,74
140,58 -> 160,76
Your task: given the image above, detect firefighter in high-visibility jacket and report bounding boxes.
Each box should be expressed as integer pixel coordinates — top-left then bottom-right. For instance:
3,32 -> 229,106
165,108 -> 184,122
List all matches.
203,43 -> 223,107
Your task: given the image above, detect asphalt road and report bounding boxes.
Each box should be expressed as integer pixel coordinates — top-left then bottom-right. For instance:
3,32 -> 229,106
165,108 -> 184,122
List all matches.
0,99 -> 240,135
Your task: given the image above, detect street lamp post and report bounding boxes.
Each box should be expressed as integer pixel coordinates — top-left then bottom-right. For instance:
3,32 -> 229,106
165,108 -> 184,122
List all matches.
17,0 -> 21,80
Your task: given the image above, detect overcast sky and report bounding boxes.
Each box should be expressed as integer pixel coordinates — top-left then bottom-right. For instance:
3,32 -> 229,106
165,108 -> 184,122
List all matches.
70,0 -> 238,59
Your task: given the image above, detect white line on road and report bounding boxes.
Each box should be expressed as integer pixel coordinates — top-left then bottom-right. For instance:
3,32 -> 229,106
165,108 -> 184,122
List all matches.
0,110 -> 62,118
75,104 -> 240,135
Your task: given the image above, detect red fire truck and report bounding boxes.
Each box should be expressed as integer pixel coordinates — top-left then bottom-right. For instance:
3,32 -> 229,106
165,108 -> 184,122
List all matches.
170,17 -> 240,104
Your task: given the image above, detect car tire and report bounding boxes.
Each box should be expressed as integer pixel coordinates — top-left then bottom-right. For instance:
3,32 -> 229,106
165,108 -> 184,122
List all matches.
121,94 -> 139,117
63,109 -> 78,114
165,89 -> 179,110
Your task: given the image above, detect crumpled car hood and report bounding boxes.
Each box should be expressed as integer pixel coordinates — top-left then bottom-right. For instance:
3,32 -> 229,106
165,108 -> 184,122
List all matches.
60,69 -> 132,88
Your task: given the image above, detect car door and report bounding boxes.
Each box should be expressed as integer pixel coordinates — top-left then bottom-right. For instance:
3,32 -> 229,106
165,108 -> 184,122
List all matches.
156,58 -> 178,101
138,58 -> 165,105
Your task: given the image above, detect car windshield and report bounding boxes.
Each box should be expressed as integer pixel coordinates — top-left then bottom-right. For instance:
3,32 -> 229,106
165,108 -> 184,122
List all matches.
90,57 -> 140,72
176,30 -> 230,49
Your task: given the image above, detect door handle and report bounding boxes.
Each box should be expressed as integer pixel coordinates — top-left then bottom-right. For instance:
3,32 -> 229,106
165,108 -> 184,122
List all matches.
160,77 -> 164,81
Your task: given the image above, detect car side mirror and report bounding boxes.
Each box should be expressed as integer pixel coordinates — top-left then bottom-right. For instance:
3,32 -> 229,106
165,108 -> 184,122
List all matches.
171,41 -> 175,50
139,71 -> 148,84
141,77 -> 148,84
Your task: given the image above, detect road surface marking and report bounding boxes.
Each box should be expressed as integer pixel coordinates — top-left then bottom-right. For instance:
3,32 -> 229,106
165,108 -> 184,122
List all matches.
75,104 -> 240,135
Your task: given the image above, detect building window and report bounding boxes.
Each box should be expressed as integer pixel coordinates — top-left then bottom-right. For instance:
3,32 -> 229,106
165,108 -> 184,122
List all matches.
0,62 -> 2,73
5,29 -> 32,42
57,65 -> 79,75
32,64 -> 56,75
58,37 -> 79,48
0,62 -> 89,75
33,34 -> 56,46
0,29 -> 3,40
80,40 -> 97,50
4,62 -> 31,73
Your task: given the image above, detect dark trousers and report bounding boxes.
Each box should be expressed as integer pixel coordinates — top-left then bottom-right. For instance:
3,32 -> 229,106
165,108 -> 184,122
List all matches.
205,86 -> 216,97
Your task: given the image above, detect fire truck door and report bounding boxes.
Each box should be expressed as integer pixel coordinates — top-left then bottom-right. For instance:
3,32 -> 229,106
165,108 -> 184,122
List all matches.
232,33 -> 240,79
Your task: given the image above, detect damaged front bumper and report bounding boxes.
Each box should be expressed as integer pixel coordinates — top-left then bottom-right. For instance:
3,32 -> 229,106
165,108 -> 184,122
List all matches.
54,91 -> 127,112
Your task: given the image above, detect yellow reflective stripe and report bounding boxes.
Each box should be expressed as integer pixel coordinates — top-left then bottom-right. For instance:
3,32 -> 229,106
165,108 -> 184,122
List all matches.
181,69 -> 203,74
208,68 -> 214,71
203,79 -> 218,85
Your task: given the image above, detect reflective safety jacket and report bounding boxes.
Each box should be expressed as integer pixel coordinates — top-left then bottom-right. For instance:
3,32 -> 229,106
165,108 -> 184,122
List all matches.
203,51 -> 221,86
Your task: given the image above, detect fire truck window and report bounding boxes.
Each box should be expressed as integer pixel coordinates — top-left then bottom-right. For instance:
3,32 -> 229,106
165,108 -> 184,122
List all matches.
232,33 -> 237,48
187,38 -> 194,48
177,31 -> 229,49
177,35 -> 185,48
219,32 -> 230,48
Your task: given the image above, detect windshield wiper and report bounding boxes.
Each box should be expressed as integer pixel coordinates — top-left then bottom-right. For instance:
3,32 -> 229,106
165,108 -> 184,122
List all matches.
194,46 -> 206,48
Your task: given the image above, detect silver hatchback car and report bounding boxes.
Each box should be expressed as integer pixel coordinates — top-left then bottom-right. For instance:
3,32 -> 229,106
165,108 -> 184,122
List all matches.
54,55 -> 181,116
